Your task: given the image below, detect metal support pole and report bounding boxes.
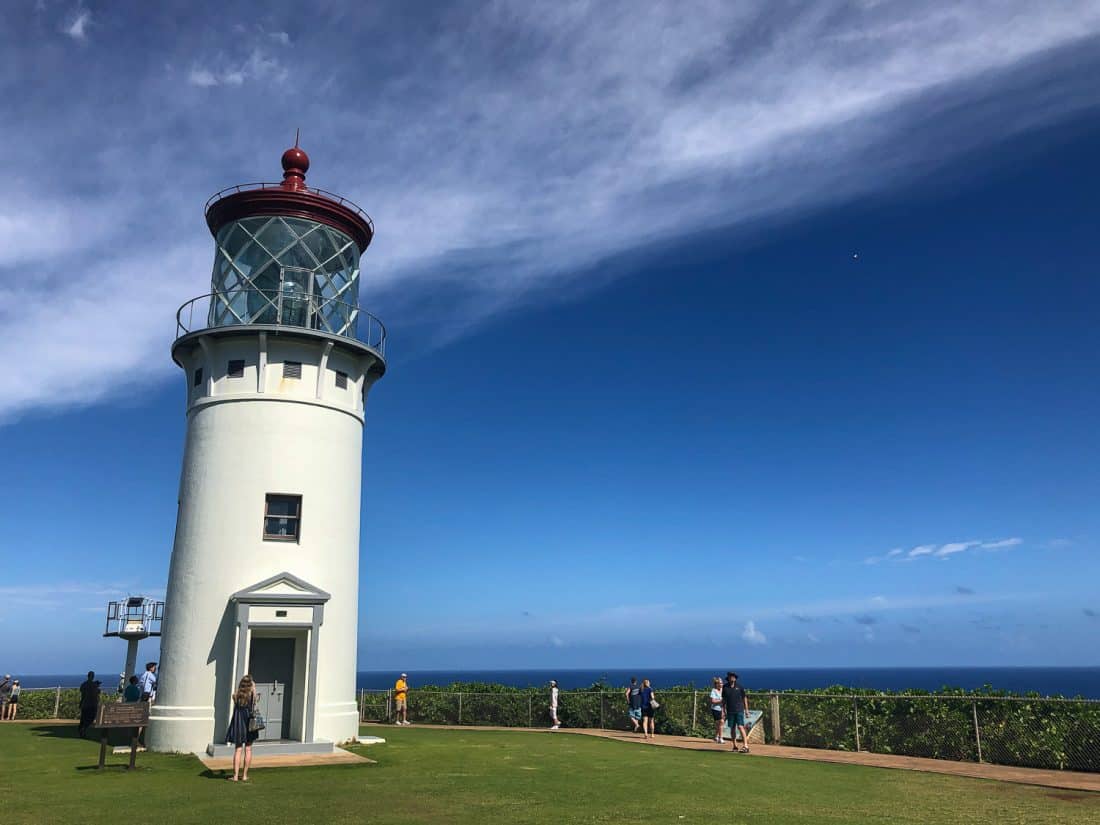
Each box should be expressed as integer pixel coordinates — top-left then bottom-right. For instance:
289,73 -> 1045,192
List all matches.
853,698 -> 861,752
770,693 -> 781,744
600,693 -> 605,729
387,688 -> 392,722
53,686 -> 61,718
528,695 -> 533,727
458,692 -> 463,725
124,638 -> 140,683
691,691 -> 698,732
972,700 -> 983,763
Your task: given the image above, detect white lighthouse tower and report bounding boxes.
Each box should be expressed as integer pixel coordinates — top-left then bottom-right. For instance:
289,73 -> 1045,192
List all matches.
147,143 -> 385,755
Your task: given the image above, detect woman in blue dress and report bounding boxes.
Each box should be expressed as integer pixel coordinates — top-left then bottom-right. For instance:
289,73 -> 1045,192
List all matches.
225,674 -> 258,781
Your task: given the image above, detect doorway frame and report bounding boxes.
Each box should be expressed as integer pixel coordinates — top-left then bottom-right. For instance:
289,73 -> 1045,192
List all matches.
230,572 -> 329,743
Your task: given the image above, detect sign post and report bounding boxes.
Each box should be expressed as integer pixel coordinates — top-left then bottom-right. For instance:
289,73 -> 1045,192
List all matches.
95,702 -> 150,770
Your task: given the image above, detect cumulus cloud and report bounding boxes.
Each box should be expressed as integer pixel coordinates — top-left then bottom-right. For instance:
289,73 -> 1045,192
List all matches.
6,1 -> 1100,419
741,621 -> 767,645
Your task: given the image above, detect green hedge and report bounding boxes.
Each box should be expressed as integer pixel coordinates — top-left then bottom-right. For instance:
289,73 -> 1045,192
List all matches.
359,682 -> 1100,772
16,688 -> 119,720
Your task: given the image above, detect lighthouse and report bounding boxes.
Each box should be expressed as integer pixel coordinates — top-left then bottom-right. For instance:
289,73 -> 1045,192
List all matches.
147,144 -> 385,755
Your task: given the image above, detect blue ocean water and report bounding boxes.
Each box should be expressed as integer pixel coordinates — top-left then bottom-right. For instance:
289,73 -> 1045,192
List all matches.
17,667 -> 1100,698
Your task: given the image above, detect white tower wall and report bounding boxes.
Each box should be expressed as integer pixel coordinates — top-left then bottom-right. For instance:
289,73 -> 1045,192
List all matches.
148,331 -> 376,753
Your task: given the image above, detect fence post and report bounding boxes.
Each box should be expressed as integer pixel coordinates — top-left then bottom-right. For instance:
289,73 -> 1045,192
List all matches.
853,698 -> 861,752
528,695 -> 533,727
600,693 -> 605,729
770,693 -> 781,744
387,688 -> 392,721
458,692 -> 463,725
53,686 -> 61,718
691,691 -> 698,732
972,700 -> 983,763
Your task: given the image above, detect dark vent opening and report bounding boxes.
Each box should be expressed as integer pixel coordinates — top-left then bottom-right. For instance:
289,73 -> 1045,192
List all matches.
227,359 -> 245,378
193,368 -> 203,388
283,361 -> 302,379
335,370 -> 348,389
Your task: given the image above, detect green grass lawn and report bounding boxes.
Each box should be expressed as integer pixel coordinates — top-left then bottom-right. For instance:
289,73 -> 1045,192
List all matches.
0,723 -> 1096,824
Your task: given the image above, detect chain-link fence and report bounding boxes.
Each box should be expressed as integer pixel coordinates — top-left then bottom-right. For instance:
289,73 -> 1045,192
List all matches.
359,688 -> 1100,773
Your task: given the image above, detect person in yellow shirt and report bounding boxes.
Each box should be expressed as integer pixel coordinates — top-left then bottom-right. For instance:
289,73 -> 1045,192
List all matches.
394,673 -> 409,725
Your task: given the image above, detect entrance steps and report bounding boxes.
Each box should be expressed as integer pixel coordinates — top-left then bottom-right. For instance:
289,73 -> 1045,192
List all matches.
206,738 -> 335,758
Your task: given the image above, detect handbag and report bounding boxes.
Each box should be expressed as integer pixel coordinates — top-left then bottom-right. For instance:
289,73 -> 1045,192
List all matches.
649,698 -> 660,710
248,705 -> 266,733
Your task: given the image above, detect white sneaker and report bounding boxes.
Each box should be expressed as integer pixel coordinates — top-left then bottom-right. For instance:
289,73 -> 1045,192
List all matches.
551,724 -> 560,730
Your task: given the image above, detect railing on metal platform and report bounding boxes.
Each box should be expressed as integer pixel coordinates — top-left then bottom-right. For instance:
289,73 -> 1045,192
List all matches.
174,289 -> 386,357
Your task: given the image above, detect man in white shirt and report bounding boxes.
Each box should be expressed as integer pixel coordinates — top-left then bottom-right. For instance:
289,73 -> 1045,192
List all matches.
138,662 -> 157,702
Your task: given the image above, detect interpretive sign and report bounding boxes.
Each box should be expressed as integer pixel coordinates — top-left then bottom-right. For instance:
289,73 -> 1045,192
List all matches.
97,702 -> 150,728
96,701 -> 149,770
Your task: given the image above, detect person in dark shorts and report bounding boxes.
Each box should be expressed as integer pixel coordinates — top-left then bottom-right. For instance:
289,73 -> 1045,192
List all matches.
640,678 -> 657,739
625,677 -> 643,733
78,671 -> 101,738
722,671 -> 750,753
4,680 -> 20,720
709,676 -> 725,743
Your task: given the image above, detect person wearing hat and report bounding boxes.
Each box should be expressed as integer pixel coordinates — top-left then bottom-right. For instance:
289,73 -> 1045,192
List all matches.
394,673 -> 410,725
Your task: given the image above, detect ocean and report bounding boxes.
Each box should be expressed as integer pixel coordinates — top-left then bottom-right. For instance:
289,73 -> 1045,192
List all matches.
17,667 -> 1100,698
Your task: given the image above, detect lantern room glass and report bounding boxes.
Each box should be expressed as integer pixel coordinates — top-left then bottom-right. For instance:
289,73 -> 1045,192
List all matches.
207,216 -> 360,336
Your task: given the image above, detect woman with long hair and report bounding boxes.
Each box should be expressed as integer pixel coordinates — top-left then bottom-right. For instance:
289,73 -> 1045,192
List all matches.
225,674 -> 258,781
640,678 -> 657,739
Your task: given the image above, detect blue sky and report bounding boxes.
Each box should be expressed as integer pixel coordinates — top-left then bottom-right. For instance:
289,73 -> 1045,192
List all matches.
2,1 -> 1100,673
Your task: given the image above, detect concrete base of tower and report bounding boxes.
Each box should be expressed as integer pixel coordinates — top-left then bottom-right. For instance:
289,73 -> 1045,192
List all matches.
314,702 -> 361,745
146,707 -> 218,754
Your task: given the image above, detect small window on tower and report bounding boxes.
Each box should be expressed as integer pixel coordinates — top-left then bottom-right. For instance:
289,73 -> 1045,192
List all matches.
283,361 -> 302,379
335,370 -> 348,389
227,359 -> 245,378
193,368 -> 203,388
264,494 -> 302,542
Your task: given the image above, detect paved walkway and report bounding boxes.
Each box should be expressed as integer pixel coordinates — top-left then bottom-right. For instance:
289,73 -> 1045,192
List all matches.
364,723 -> 1100,793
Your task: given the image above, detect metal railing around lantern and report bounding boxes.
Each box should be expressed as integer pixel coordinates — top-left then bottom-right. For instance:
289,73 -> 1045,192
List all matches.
175,288 -> 386,357
204,182 -> 374,236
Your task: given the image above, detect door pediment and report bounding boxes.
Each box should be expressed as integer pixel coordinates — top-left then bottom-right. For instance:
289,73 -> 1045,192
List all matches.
232,572 -> 330,605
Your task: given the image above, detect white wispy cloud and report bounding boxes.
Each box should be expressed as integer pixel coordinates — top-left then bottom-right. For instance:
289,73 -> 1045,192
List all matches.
5,2 -> 1100,420
187,48 -> 287,88
866,537 -> 1023,564
741,620 -> 767,646
980,537 -> 1023,550
63,8 -> 91,41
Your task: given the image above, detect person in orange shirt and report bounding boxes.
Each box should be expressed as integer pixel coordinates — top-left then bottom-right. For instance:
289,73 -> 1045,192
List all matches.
394,673 -> 410,725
